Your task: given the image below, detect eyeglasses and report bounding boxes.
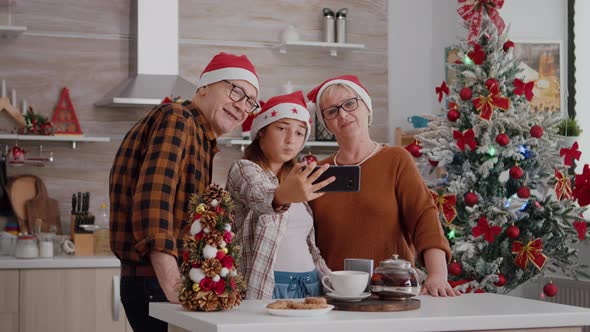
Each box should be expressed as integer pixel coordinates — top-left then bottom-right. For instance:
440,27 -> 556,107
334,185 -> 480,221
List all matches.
223,80 -> 259,113
321,97 -> 360,120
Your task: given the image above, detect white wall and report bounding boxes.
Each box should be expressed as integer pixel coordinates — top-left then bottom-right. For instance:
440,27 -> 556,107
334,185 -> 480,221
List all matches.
388,0 -> 568,142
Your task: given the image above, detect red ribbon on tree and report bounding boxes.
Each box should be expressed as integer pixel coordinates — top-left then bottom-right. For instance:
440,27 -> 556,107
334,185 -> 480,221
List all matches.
457,0 -> 506,44
430,190 -> 458,224
560,141 -> 582,167
555,168 -> 573,200
471,216 -> 501,243
472,79 -> 510,121
573,164 -> 590,206
453,128 -> 477,151
511,238 -> 547,271
436,81 -> 449,103
513,78 -> 535,102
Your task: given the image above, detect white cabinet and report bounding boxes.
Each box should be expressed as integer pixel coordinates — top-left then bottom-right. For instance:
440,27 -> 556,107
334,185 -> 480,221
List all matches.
0,270 -> 19,332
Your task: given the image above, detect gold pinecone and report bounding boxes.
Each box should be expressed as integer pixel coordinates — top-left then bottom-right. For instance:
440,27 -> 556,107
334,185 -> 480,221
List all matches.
179,261 -> 191,276
219,292 -> 238,310
205,230 -> 223,246
201,184 -> 224,206
200,211 -> 218,230
179,289 -> 200,311
198,292 -> 220,312
201,258 -> 222,277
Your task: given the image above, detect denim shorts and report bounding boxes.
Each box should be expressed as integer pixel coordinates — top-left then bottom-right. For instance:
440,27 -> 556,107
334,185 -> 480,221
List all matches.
273,270 -> 321,299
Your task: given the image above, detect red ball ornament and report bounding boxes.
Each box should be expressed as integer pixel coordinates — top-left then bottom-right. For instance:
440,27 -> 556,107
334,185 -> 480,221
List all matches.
448,262 -> 462,276
506,225 -> 520,239
300,152 -> 318,164
495,274 -> 507,287
485,78 -> 499,90
530,125 -> 544,138
447,109 -> 460,122
495,133 -> 510,146
543,281 -> 558,297
406,144 -> 423,158
503,40 -> 515,52
517,186 -> 530,199
464,192 -> 479,206
509,165 -> 524,179
428,159 -> 439,167
460,87 -> 473,101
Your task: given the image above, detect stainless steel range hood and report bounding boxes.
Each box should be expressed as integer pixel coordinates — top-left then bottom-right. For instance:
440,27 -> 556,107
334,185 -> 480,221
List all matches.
96,0 -> 196,107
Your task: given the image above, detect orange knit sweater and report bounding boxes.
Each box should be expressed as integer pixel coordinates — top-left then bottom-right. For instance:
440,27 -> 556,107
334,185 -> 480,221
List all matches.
310,145 -> 451,270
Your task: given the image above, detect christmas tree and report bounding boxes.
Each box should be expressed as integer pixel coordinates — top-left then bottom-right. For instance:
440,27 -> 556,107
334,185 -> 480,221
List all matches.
413,0 -> 590,295
178,184 -> 246,311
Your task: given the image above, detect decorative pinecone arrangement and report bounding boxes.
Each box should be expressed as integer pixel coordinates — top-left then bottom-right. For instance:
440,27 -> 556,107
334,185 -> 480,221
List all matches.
179,184 -> 245,312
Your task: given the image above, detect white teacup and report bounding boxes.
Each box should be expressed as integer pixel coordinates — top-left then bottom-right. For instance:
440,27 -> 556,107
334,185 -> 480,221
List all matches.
321,271 -> 368,297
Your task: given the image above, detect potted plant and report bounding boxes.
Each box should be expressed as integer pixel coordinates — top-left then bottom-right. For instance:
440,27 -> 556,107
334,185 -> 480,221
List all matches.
557,117 -> 582,148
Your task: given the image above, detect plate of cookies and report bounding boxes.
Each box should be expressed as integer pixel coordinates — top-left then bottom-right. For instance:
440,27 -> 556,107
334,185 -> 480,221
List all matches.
266,297 -> 334,317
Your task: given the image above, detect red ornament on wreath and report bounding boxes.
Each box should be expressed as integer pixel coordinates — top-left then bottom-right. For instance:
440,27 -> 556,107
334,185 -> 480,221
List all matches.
460,87 -> 473,101
464,192 -> 478,206
496,133 -> 509,146
510,165 -> 524,179
530,125 -> 544,138
517,186 -> 530,199
543,281 -> 558,297
506,225 -> 520,240
495,274 -> 507,287
449,262 -> 462,276
51,87 -> 83,135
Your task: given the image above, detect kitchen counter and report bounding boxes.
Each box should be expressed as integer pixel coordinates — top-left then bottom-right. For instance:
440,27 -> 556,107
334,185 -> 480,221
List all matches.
0,255 -> 120,269
150,293 -> 590,332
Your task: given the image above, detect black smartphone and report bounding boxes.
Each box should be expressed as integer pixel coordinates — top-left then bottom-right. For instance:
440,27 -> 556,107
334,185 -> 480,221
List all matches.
310,165 -> 361,192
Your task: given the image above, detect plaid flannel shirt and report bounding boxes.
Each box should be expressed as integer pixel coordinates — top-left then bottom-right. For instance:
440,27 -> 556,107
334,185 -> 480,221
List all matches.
226,159 -> 331,299
110,100 -> 218,264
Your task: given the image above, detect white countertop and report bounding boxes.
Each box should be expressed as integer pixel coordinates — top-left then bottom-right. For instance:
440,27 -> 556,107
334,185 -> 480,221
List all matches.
0,255 -> 120,269
150,293 -> 590,332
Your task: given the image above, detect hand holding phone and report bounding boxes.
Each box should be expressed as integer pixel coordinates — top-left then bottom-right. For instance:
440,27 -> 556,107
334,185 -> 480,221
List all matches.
274,162 -> 336,204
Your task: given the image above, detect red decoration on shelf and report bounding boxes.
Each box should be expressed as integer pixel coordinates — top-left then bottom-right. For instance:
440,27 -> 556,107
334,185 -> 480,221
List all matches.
7,145 -> 26,164
464,192 -> 478,206
472,78 -> 510,121
529,125 -> 544,138
512,238 -> 547,271
460,87 -> 473,101
449,262 -> 462,276
495,274 -> 507,287
510,165 -> 524,179
435,81 -> 449,103
51,87 -> 83,135
467,44 -> 486,65
560,142 -> 581,167
300,152 -> 318,164
430,190 -> 458,225
495,133 -> 509,146
517,186 -> 530,199
543,281 -> 558,297
513,78 -> 535,102
555,168 -> 573,200
457,0 -> 506,45
506,225 -> 520,240
503,40 -> 515,52
454,128 -> 477,151
471,216 -> 501,243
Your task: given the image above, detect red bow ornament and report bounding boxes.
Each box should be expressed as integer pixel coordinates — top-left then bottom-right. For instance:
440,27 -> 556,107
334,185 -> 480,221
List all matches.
467,44 -> 486,65
573,164 -> 590,206
458,0 -> 506,45
560,141 -> 582,167
554,168 -> 573,200
436,81 -> 450,103
472,79 -> 510,121
430,191 -> 458,225
513,78 -> 535,102
511,238 -> 547,271
453,128 -> 477,151
471,216 -> 501,243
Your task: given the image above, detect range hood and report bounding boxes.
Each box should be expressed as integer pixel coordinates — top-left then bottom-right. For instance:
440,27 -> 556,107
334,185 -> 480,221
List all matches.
96,0 -> 196,107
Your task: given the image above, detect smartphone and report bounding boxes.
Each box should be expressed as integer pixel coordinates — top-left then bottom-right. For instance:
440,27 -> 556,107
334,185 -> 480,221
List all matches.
310,165 -> 361,192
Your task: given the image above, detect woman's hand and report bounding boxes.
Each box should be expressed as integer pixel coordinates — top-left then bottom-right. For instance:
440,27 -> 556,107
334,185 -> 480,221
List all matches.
274,162 -> 335,204
420,272 -> 461,297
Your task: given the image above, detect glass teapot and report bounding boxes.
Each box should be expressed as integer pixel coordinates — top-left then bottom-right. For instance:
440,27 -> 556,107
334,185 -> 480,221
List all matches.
370,254 -> 421,300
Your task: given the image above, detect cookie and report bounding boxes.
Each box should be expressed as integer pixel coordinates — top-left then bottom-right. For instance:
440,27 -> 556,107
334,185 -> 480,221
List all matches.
266,300 -> 291,309
290,302 -> 317,310
304,297 -> 327,305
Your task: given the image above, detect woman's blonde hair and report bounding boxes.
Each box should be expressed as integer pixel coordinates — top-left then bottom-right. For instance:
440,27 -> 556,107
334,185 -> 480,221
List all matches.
243,127 -> 297,183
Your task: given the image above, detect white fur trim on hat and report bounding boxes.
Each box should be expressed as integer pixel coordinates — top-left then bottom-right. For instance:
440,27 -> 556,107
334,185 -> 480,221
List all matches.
196,67 -> 259,94
315,79 -> 372,133
250,103 -> 312,147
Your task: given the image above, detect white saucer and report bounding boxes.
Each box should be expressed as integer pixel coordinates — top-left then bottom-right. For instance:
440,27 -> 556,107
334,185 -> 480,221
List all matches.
326,292 -> 371,302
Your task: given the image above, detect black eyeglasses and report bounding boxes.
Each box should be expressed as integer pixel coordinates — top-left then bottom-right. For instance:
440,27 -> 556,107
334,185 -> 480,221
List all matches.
321,97 -> 360,120
223,80 -> 259,113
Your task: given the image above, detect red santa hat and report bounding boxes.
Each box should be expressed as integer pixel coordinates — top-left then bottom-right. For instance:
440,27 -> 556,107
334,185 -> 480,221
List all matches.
306,75 -> 372,133
250,91 -> 312,143
196,52 -> 259,95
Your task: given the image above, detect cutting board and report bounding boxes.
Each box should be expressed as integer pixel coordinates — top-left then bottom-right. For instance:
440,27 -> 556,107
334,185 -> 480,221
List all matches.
326,296 -> 420,312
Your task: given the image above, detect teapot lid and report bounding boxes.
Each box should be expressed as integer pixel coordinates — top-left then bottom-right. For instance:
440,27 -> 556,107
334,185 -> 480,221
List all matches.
378,254 -> 412,271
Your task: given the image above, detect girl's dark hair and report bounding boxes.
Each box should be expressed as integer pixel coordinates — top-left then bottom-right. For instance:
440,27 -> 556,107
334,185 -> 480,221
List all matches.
243,128 -> 297,183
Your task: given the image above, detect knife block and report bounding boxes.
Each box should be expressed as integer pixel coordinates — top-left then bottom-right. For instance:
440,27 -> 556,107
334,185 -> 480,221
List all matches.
73,234 -> 94,256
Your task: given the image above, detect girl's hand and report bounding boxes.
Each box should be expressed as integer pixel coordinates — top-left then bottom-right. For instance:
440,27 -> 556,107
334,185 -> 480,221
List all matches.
274,162 -> 335,204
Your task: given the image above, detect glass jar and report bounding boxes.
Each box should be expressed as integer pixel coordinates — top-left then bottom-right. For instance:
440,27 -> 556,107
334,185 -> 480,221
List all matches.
38,233 -> 55,258
370,254 -> 421,300
15,235 -> 39,259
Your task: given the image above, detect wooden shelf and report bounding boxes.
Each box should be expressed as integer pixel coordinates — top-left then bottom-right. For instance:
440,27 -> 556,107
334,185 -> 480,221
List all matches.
277,40 -> 365,56
0,134 -> 110,149
221,138 -> 338,148
0,25 -> 27,38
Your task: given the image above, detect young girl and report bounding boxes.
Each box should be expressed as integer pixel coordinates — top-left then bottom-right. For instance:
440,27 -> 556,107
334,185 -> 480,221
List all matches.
226,91 -> 334,300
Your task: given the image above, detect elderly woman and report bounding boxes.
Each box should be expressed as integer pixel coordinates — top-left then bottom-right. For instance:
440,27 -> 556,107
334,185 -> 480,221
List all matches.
307,75 -> 460,297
